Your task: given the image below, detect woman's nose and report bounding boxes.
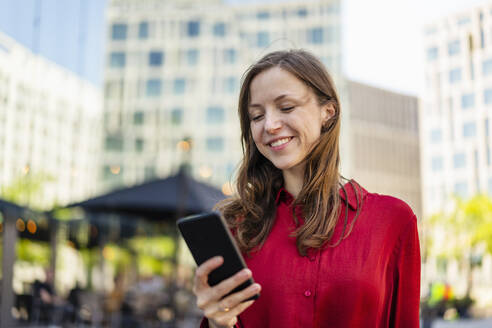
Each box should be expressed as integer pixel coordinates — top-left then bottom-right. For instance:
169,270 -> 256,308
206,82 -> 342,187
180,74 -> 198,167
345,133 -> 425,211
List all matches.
264,112 -> 282,133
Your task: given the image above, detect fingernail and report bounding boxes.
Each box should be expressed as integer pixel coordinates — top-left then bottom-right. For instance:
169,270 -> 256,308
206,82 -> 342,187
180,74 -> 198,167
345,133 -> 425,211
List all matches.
214,256 -> 223,263
242,269 -> 251,277
252,283 -> 261,291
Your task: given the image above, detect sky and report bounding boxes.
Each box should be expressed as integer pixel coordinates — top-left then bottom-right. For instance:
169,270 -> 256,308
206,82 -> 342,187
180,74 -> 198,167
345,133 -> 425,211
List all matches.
0,0 -> 489,95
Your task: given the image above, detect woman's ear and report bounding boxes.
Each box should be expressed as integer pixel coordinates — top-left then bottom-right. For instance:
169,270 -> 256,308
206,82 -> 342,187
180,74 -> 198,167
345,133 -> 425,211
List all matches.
321,103 -> 336,125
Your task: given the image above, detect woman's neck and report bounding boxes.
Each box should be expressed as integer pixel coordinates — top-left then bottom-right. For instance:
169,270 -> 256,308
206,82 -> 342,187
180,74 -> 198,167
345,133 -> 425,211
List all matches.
282,165 -> 305,198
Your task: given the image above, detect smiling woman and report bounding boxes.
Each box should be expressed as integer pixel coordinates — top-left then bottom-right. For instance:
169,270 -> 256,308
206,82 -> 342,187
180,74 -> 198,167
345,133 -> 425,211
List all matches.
192,49 -> 421,328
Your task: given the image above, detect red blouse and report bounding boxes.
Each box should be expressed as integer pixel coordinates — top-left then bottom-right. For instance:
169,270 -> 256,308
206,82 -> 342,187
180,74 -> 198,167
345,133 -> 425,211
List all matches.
201,180 -> 421,328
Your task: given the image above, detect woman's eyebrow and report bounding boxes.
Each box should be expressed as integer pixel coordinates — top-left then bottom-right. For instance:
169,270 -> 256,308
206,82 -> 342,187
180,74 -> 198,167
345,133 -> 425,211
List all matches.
250,94 -> 290,108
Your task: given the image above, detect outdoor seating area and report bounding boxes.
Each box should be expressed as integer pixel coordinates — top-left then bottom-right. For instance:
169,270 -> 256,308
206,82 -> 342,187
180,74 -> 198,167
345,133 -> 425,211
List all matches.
0,169 -> 224,327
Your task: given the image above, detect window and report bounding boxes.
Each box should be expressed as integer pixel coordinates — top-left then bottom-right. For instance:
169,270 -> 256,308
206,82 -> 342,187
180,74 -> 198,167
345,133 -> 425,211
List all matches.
488,147 -> 491,166
489,178 -> 492,195
430,129 -> 442,143
432,156 -> 443,171
449,68 -> 462,84
454,182 -> 468,197
484,89 -> 492,104
257,32 -> 269,47
174,79 -> 186,94
187,21 -> 200,37
187,49 -> 199,65
463,122 -> 477,137
135,138 -> 144,152
171,108 -> 183,125
297,8 -> 308,17
308,27 -> 324,44
427,47 -> 438,61
206,137 -> 224,151
146,79 -> 162,97
485,118 -> 490,137
224,48 -> 236,64
105,136 -> 123,151
149,51 -> 163,66
453,152 -> 466,168
145,166 -> 156,180
139,22 -> 148,39
461,93 -> 474,109
110,52 -> 126,68
482,59 -> 492,76
448,40 -> 460,55
213,22 -> 225,37
111,23 -> 127,40
134,111 -> 144,125
207,106 -> 225,123
257,11 -> 270,19
224,77 -> 237,93
103,165 -> 123,179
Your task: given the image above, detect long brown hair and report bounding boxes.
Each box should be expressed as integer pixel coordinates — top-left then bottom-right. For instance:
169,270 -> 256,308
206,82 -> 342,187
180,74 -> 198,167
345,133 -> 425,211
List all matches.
216,49 -> 360,256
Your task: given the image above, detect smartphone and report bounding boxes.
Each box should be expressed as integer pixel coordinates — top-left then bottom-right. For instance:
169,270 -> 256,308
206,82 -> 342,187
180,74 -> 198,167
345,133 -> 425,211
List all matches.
177,212 -> 259,301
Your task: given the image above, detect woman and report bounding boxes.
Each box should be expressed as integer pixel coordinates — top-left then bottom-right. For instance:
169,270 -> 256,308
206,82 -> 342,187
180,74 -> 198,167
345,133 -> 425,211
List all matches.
193,50 -> 420,328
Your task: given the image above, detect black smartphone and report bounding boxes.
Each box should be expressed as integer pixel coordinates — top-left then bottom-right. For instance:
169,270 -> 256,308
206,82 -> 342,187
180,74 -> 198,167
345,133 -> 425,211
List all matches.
177,212 -> 259,301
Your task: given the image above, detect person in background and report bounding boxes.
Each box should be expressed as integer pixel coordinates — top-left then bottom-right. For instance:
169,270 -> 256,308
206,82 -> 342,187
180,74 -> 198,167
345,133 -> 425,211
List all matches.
192,49 -> 421,328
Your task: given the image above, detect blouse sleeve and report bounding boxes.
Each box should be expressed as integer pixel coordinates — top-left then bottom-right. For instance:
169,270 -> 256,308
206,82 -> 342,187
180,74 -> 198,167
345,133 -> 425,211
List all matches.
200,318 -> 209,328
390,216 -> 421,327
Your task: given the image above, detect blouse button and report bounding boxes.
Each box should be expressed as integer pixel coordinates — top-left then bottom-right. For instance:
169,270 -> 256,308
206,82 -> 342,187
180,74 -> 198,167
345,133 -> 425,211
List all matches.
304,290 -> 312,297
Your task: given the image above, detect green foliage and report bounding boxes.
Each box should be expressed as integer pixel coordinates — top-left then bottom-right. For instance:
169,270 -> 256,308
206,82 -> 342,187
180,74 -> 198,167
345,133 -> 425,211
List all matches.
0,172 -> 54,210
427,195 -> 492,260
16,239 -> 50,266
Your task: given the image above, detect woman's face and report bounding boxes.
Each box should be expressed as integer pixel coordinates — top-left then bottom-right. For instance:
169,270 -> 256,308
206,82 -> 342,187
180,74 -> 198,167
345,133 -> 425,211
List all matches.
248,66 -> 334,174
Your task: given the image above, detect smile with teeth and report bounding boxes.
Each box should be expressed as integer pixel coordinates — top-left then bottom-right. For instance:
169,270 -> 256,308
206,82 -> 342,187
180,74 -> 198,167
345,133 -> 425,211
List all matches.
269,137 -> 292,147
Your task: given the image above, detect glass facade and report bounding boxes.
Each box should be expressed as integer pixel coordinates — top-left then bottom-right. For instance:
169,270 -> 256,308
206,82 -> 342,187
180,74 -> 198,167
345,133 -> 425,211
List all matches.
139,22 -> 149,39
430,129 -> 442,143
432,156 -> 443,171
224,48 -> 236,64
207,106 -> 225,123
110,52 -> 126,68
111,23 -> 127,40
171,108 -> 183,125
449,68 -> 462,84
453,152 -> 466,168
173,79 -> 186,94
427,47 -> 438,61
187,21 -> 200,37
484,89 -> 492,104
463,122 -> 477,137
461,93 -> 474,109
206,137 -> 224,151
187,49 -> 199,66
257,31 -> 269,47
149,51 -> 163,66
308,27 -> 324,44
482,59 -> 492,76
146,79 -> 162,96
448,40 -> 460,55
213,22 -> 225,37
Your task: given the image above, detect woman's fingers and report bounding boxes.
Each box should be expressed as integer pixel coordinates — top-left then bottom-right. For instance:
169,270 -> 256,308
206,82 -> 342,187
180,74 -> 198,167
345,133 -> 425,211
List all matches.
209,268 -> 252,301
194,256 -> 224,293
213,300 -> 255,328
205,283 -> 261,317
197,267 -> 253,310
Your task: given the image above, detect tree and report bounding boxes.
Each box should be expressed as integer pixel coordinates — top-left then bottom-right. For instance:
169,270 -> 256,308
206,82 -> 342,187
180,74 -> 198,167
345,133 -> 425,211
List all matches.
427,194 -> 492,297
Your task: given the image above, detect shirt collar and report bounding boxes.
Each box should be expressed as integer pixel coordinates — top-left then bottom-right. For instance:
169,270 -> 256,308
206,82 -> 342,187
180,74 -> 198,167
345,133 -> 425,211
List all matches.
275,179 -> 365,211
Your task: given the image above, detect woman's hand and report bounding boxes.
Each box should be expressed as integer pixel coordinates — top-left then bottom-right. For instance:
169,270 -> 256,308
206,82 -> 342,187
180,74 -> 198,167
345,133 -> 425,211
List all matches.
193,256 -> 261,328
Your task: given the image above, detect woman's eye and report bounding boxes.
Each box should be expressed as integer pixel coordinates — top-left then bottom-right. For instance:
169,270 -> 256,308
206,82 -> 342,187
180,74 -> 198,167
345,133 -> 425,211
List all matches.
280,106 -> 294,112
251,114 -> 263,121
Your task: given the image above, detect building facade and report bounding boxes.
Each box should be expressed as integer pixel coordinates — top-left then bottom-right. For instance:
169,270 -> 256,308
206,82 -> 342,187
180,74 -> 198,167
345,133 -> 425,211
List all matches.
0,32 -> 102,209
422,3 -> 492,307
423,5 -> 492,216
102,0 -> 343,191
347,80 -> 421,219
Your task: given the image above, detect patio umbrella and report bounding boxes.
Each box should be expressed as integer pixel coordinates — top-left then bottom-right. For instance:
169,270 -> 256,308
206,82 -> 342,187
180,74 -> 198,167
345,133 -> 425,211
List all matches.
68,168 -> 226,220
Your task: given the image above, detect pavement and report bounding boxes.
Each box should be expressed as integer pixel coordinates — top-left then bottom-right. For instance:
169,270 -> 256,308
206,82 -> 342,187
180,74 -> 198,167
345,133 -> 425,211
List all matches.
431,318 -> 492,327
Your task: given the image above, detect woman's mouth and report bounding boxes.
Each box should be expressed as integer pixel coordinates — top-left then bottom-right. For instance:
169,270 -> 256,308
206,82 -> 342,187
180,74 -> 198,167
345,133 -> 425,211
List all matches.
268,137 -> 293,148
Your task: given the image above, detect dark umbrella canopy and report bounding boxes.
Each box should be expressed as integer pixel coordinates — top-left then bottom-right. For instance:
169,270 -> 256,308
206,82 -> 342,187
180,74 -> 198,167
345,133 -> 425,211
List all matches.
68,169 -> 226,220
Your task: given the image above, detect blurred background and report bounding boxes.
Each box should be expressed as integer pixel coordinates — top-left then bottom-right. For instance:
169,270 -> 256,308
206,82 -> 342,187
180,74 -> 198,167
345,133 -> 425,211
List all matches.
0,0 -> 491,327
